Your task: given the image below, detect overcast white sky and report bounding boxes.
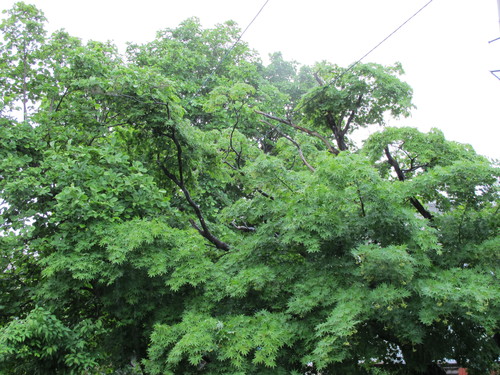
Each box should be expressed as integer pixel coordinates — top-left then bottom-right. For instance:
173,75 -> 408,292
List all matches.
2,0 -> 499,159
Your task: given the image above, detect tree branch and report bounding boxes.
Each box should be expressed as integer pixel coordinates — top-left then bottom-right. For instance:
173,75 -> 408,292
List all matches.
256,110 -> 339,155
170,128 -> 185,186
326,111 -> 348,151
53,87 -> 70,113
384,147 -> 433,220
313,72 -> 326,86
158,133 -> 230,251
226,104 -> 244,169
261,120 -> 315,172
384,147 -> 406,182
409,197 -> 433,220
256,188 -> 274,200
354,181 -> 366,217
231,220 -> 256,232
402,164 -> 429,174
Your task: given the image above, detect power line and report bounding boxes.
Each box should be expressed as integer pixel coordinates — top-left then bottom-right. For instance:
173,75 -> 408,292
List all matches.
239,0 -> 271,45
347,0 -> 433,78
297,0 -> 433,112
193,0 -> 270,99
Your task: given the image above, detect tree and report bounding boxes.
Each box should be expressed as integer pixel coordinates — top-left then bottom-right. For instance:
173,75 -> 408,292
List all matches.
0,2 -> 46,120
258,61 -> 414,155
1,3 -> 498,374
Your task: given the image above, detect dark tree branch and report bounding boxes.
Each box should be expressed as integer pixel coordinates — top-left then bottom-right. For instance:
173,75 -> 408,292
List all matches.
398,150 -> 430,174
384,146 -> 407,182
326,111 -> 348,151
256,188 -> 274,200
158,133 -> 230,251
160,161 -> 230,251
384,147 -> 433,220
400,147 -> 412,159
409,197 -> 433,221
324,94 -> 363,152
188,218 -> 203,234
223,160 -> 238,170
354,181 -> 366,217
53,87 -> 70,113
273,172 -> 295,193
256,110 -> 339,155
325,111 -> 337,132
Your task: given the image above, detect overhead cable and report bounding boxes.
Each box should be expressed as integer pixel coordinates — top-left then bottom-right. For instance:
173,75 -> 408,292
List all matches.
346,0 -> 434,79
194,0 -> 271,98
297,0 -> 433,112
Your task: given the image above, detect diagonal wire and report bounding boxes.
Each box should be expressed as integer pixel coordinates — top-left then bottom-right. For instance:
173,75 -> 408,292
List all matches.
344,0 -> 433,80
296,0 -> 433,113
192,0 -> 270,100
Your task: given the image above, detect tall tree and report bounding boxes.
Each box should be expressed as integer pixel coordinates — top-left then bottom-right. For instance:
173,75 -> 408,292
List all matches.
259,61 -> 414,154
1,3 -> 498,375
0,2 -> 46,120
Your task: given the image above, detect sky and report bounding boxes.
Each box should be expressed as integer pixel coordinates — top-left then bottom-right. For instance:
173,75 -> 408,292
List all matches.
1,0 -> 499,159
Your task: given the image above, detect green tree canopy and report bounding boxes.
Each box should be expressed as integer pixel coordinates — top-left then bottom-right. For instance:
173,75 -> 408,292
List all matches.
1,3 -> 498,375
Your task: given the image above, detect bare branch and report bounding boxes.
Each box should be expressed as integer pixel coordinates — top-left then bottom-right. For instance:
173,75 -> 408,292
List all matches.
256,110 -> 339,155
409,197 -> 434,221
231,220 -> 256,232
261,120 -> 315,173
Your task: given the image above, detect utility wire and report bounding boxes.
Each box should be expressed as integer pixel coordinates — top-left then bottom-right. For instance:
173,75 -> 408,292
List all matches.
345,0 -> 433,79
192,0 -> 270,99
297,0 -> 433,112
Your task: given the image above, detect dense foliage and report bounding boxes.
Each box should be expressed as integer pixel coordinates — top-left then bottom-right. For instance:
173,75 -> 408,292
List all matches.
1,3 -> 498,374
